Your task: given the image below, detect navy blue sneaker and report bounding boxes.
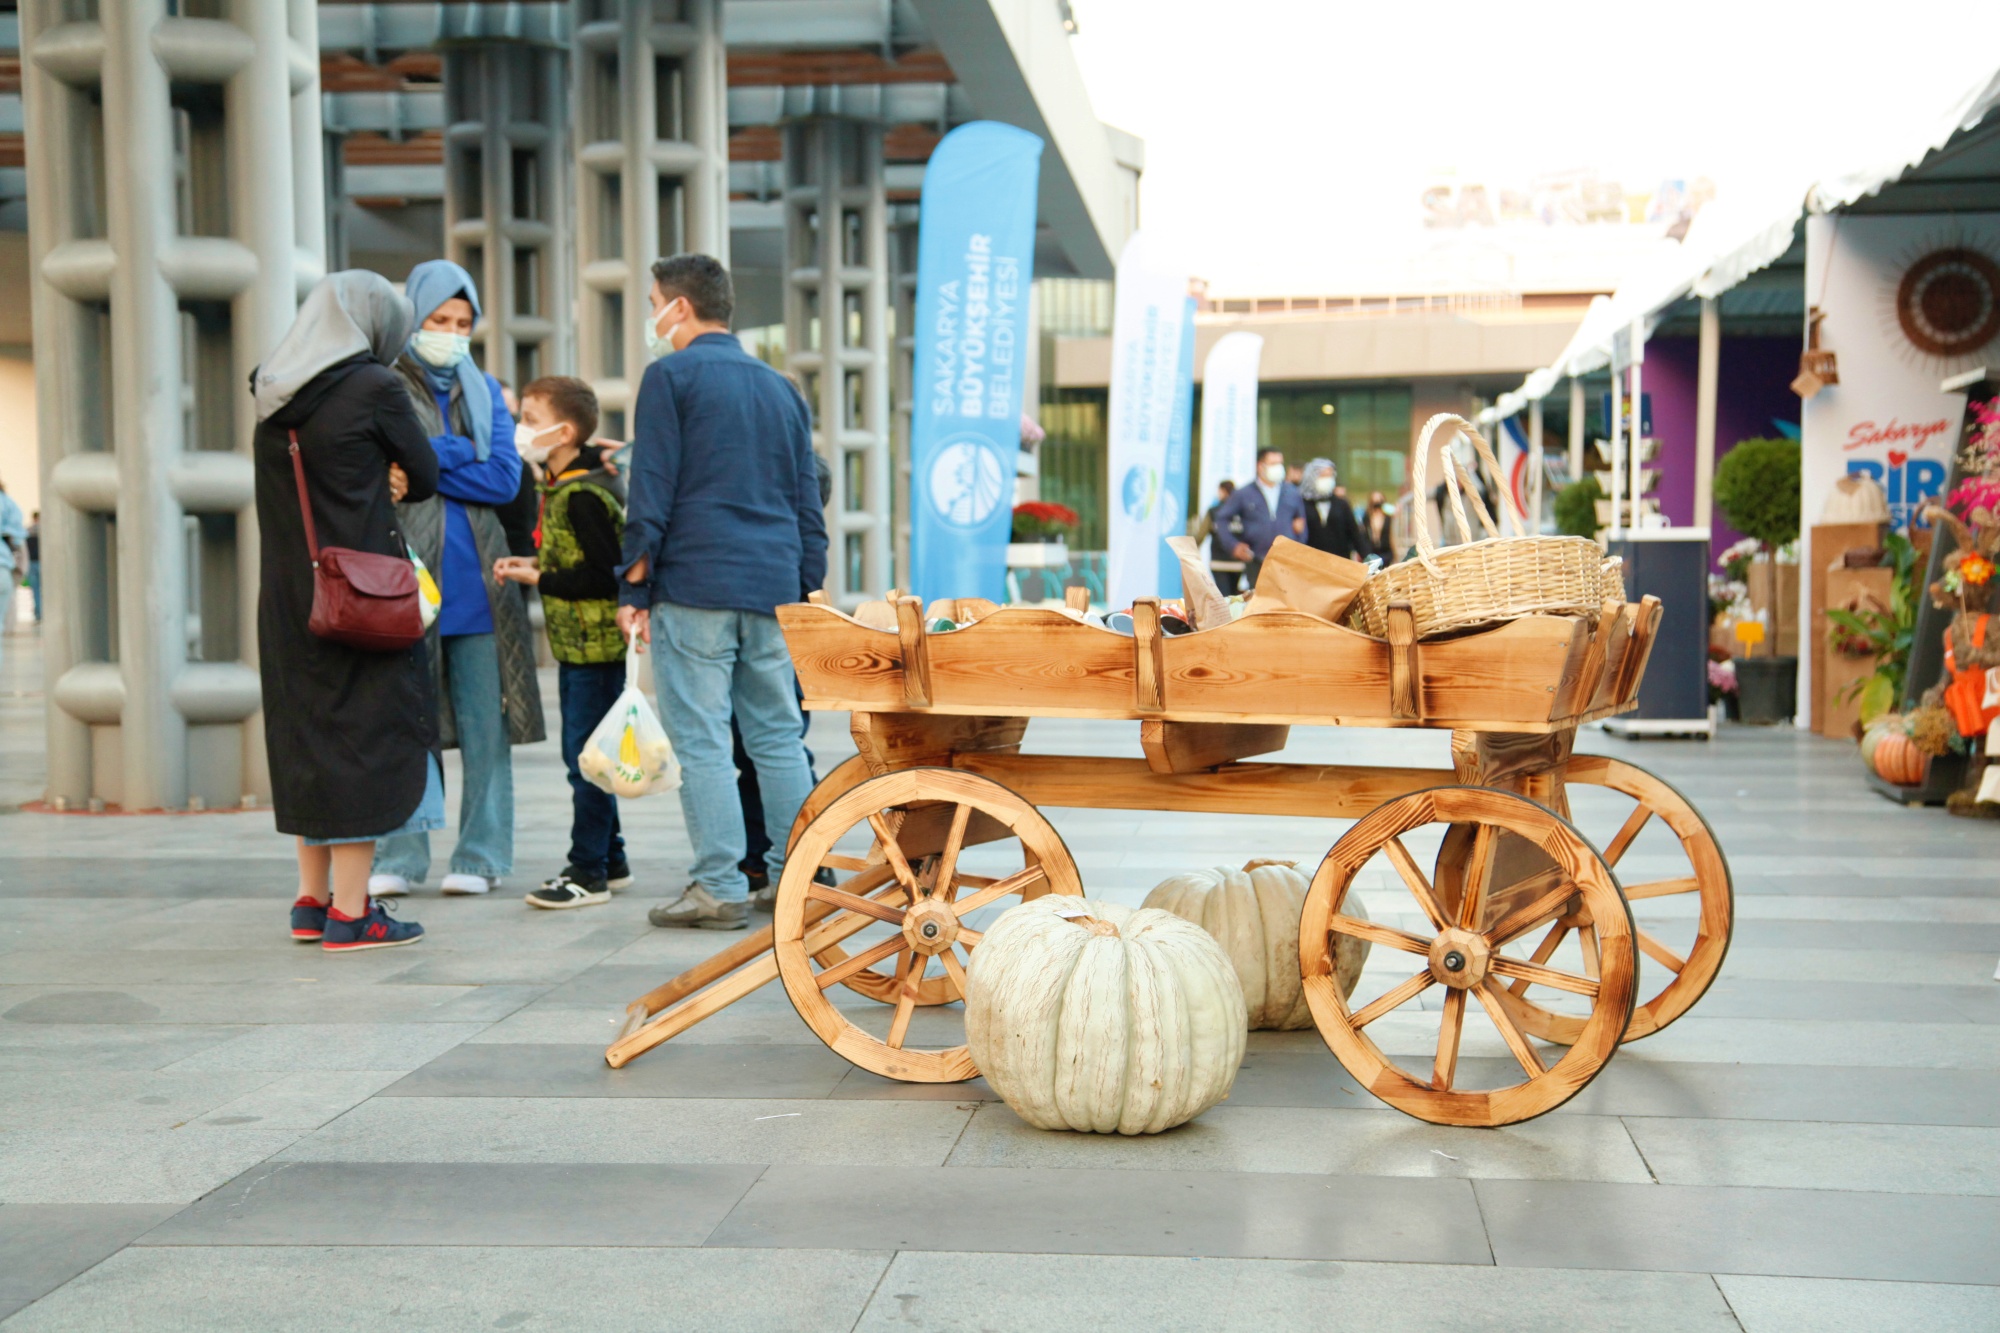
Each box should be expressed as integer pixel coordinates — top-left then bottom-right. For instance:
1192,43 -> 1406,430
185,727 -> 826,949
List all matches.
291,896 -> 328,942
606,859 -> 633,891
322,899 -> 424,952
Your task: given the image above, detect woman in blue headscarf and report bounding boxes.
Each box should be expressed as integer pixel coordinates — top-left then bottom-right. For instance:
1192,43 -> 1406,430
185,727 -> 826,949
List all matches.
371,260 -> 545,900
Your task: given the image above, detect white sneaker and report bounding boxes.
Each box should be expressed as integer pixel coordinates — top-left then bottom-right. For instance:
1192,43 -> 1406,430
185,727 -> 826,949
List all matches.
441,873 -> 497,896
368,874 -> 411,898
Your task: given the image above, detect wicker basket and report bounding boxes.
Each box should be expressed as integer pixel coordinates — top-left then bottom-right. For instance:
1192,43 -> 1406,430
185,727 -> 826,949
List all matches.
1346,414 -> 1612,639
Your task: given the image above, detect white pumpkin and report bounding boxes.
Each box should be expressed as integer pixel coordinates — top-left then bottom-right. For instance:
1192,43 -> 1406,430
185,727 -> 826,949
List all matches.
965,896 -> 1246,1135
1143,859 -> 1370,1030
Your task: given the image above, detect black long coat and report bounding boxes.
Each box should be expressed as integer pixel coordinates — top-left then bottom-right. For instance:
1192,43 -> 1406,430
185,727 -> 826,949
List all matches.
1303,495 -> 1366,560
255,357 -> 441,840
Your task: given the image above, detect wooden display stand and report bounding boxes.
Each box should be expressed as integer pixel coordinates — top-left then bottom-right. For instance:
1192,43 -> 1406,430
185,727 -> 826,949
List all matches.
1818,561 -> 1893,739
607,587 -> 1734,1129
1809,521 -> 1887,736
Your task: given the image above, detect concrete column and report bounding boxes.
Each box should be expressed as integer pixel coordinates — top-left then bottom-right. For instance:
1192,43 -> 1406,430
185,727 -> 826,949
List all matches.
23,0 -> 319,810
784,118 -> 890,608
443,39 -> 573,384
1568,376 -> 1585,486
889,205 -> 920,590
1528,395 -> 1544,531
1694,296 -> 1720,530
572,0 -> 728,436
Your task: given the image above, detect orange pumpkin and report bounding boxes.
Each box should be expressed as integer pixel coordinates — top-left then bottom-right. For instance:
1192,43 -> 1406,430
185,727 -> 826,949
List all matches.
1872,730 -> 1927,787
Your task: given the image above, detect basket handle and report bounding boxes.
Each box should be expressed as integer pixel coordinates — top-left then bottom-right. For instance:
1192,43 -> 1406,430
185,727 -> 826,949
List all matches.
1409,413 -> 1529,573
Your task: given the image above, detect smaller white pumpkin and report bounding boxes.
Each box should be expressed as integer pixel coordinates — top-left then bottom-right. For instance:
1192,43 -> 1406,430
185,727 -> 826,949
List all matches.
966,896 -> 1246,1135
1143,859 -> 1371,1030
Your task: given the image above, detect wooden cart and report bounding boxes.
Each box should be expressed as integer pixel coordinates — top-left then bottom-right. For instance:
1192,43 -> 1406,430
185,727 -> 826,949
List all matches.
607,586 -> 1732,1128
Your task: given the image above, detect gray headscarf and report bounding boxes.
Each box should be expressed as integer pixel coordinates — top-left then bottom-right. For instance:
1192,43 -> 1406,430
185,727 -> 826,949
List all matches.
1301,457 -> 1337,501
253,270 -> 415,422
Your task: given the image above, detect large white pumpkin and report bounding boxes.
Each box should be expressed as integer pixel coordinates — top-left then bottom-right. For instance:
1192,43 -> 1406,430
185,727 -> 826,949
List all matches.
966,896 -> 1246,1135
1142,859 -> 1371,1030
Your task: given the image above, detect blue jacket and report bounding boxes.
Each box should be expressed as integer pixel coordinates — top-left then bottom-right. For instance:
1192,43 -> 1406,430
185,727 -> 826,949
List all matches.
424,372 -> 520,636
617,332 -> 829,615
1212,480 -> 1306,561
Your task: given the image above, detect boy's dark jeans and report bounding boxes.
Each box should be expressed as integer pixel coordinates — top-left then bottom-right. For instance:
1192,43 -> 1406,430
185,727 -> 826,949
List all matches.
559,661 -> 627,880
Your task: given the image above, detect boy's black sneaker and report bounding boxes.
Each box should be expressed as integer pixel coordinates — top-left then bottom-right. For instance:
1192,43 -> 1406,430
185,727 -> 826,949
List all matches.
527,870 -> 610,910
291,896 -> 328,942
606,859 -> 633,892
322,899 -> 423,952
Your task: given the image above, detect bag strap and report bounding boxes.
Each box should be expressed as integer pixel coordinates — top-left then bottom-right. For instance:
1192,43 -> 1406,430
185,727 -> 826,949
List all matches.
625,623 -> 644,691
288,431 -> 320,566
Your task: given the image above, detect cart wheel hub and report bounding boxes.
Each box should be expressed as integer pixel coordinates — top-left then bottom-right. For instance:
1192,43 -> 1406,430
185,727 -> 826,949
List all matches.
1428,927 -> 1490,988
902,899 -> 960,956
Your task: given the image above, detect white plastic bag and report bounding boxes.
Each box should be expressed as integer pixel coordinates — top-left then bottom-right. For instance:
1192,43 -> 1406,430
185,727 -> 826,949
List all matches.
577,631 -> 680,799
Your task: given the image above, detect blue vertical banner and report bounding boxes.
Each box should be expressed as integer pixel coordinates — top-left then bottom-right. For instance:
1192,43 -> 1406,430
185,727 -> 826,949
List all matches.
908,122 -> 1044,603
1157,296 -> 1197,597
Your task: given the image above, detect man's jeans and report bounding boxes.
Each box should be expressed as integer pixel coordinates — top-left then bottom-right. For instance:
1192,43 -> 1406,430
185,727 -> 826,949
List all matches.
650,602 -> 813,903
375,632 -> 514,881
557,660 -> 626,880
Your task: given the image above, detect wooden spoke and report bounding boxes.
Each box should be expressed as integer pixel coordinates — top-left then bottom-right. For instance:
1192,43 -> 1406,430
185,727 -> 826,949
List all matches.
867,813 -> 921,891
813,934 -> 905,990
1384,837 -> 1448,929
1635,929 -> 1687,974
1330,914 -> 1434,956
1622,876 -> 1699,900
1350,970 -> 1436,1029
933,803 -> 974,904
1458,822 -> 1496,929
1580,928 -> 1600,979
1474,983 -> 1547,1077
951,863 -> 1048,916
954,926 -> 983,948
1507,923 -> 1568,997
1432,988 -> 1466,1090
950,872 -> 998,890
938,947 -> 970,1000
1487,874 -> 1580,947
806,881 -> 906,926
1601,803 -> 1652,867
1488,954 -> 1600,996
885,951 -> 920,1049
819,853 -> 873,873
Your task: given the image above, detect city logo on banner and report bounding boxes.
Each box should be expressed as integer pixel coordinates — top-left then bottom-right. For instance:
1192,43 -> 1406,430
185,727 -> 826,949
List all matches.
1842,413 -> 1956,530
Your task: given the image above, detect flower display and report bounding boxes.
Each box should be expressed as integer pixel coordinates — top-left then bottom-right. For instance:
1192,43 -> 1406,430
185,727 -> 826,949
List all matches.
1010,501 -> 1080,543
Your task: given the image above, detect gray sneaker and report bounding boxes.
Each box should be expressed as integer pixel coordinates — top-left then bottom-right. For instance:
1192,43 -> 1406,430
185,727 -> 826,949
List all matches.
648,883 -> 748,930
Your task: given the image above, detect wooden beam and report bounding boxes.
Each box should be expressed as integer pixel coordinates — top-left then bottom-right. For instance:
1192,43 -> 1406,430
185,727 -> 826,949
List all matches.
895,596 -> 931,707
953,752 -> 1450,820
1139,721 -> 1290,774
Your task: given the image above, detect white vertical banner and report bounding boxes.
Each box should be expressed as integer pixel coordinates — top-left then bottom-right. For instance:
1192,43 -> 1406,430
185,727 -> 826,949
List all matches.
1197,331 -> 1264,510
1105,230 -> 1190,610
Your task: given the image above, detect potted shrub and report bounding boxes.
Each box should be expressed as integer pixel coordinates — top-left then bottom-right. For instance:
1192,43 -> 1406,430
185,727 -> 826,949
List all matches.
1008,501 -> 1078,568
1713,437 -> 1801,723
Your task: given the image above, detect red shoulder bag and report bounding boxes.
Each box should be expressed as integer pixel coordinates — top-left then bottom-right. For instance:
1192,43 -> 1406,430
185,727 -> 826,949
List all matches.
290,431 -> 425,653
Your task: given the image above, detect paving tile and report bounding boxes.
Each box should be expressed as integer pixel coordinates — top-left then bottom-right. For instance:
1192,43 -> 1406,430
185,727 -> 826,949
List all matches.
1624,1117 -> 2000,1195
947,1103 -> 1654,1183
192,1071 -> 410,1131
0,1070 -> 274,1131
829,1067 -> 998,1101
161,1023 -> 488,1073
1,983 -> 538,1026
0,1204 -> 182,1323
1,1245 -> 892,1333
0,1128 -> 303,1204
1559,1059 -> 2000,1127
1715,1274 -> 2000,1333
1595,1017 -> 2000,1070
1664,978 -> 1994,1024
1477,1179 -> 2000,1283
0,859 -> 299,899
281,1094 -> 973,1166
368,952 -> 615,986
378,1040 -> 855,1098
855,1252 -> 1741,1333
139,1162 -> 764,1248
708,1164 -> 1493,1264
0,1024 -> 250,1071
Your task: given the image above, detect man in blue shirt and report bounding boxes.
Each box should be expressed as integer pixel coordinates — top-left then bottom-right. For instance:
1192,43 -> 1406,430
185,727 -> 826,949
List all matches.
0,478 -> 22,673
1211,446 -> 1307,585
616,254 -> 829,930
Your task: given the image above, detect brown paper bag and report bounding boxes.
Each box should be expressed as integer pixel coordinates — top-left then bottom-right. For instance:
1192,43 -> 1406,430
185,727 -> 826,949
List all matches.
1246,537 -> 1369,623
1165,536 -> 1234,630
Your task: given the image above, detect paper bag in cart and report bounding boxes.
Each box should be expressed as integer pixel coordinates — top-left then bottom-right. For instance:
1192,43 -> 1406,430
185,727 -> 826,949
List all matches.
1246,537 -> 1370,623
577,631 -> 682,799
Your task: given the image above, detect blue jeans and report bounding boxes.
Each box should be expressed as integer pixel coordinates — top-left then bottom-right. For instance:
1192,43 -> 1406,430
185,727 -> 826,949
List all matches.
374,632 -> 513,881
558,660 -> 626,880
649,602 -> 813,903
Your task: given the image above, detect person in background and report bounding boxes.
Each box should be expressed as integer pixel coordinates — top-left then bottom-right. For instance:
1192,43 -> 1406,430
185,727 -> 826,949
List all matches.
371,259 -> 546,900
24,511 -> 38,621
1210,447 -> 1305,587
615,253 -> 828,931
1188,479 -> 1240,595
250,271 -> 439,952
494,376 -> 635,910
0,479 -> 22,653
491,380 -> 540,562
1285,461 -> 1304,487
1300,457 -> 1365,560
1360,490 -> 1394,562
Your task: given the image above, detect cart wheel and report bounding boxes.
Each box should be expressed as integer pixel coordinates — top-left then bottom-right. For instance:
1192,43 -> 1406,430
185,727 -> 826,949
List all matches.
783,756 -> 956,1007
774,767 -> 1083,1082
1506,756 -> 1732,1044
1300,785 -> 1635,1127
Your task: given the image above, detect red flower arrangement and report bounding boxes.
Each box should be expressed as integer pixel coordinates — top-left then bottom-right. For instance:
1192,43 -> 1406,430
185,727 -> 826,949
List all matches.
1012,501 -> 1079,542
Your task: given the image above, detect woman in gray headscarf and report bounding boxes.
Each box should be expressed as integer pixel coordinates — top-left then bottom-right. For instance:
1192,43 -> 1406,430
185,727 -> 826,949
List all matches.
252,270 -> 441,952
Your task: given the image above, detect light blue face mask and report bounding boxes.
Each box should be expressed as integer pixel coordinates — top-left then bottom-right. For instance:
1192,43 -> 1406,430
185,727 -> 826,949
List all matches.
412,329 -> 471,367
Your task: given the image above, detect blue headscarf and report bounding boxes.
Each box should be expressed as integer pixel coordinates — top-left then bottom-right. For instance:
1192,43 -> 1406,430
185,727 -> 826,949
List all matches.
404,259 -> 495,461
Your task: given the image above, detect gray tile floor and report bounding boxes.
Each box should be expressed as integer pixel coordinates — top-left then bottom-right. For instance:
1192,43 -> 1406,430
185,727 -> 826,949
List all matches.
4,626 -> 2000,1331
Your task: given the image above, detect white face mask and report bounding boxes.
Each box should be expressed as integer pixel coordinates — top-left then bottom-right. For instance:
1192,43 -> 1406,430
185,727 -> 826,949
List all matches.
643,303 -> 682,361
1260,463 -> 1285,486
514,421 -> 562,466
412,329 -> 470,368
